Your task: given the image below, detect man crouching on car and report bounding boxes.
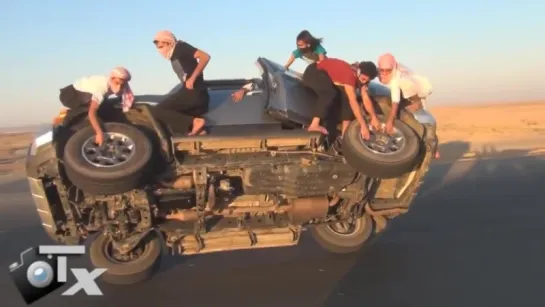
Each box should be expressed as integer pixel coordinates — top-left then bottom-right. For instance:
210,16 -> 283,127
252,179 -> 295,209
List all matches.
301,58 -> 379,140
57,67 -> 134,145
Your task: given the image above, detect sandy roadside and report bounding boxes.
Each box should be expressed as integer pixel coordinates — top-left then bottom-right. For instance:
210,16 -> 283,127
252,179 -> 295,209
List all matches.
430,101 -> 545,144
0,132 -> 33,180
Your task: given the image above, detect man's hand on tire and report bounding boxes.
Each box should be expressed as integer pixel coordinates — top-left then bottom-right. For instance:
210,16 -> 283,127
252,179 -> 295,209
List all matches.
95,132 -> 104,146
385,120 -> 395,135
360,125 -> 370,140
369,116 -> 381,132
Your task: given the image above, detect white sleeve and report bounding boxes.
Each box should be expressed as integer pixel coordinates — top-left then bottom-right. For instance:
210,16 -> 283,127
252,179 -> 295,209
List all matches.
73,76 -> 109,104
390,76 -> 401,104
242,82 -> 255,91
89,82 -> 109,104
91,92 -> 107,104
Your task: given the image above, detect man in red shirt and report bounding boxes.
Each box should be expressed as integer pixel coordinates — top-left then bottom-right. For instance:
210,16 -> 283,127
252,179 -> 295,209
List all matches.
301,58 -> 378,140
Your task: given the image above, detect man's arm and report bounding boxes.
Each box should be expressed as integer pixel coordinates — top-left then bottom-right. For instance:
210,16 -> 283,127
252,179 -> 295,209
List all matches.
191,49 -> 211,80
318,53 -> 326,61
388,103 -> 400,124
84,82 -> 109,136
174,42 -> 211,80
284,53 -> 296,69
241,81 -> 256,92
360,86 -> 378,119
315,45 -> 327,61
232,80 -> 262,102
344,85 -> 367,126
387,78 -> 401,124
87,100 -> 102,135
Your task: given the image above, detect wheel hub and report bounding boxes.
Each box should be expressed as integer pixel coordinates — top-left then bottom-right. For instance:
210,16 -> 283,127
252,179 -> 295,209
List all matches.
327,216 -> 365,237
328,221 -> 357,234
360,124 -> 406,155
106,241 -> 145,263
81,132 -> 136,167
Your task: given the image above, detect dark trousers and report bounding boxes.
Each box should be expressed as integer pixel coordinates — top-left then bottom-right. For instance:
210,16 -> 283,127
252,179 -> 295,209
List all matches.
152,87 -> 210,134
59,85 -> 91,110
156,87 -> 210,117
58,85 -> 94,125
302,64 -> 355,123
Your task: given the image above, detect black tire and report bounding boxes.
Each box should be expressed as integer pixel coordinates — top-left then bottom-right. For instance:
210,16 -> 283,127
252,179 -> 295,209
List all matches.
311,214 -> 374,254
89,231 -> 162,285
63,122 -> 153,195
342,116 -> 420,179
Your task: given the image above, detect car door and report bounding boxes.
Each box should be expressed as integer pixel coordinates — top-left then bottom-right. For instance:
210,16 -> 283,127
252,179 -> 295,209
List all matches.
257,58 -> 315,126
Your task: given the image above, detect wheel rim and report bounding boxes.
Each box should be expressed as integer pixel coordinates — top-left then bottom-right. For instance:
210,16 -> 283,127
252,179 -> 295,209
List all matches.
326,216 -> 366,237
81,132 -> 135,168
359,123 -> 406,155
104,239 -> 147,264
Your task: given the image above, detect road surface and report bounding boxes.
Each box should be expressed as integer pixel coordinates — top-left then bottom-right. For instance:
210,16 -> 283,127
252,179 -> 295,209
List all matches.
1,153 -> 545,307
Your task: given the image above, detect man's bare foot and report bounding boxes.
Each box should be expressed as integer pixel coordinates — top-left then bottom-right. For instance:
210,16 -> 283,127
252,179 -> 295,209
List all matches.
188,118 -> 206,136
307,125 -> 328,135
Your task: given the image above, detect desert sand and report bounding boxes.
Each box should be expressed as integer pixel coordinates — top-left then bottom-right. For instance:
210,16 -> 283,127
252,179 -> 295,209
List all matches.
0,132 -> 33,179
0,100 -> 544,179
430,100 -> 545,144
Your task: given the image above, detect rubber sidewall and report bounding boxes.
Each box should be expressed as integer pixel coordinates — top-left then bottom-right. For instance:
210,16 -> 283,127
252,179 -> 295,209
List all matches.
89,231 -> 162,285
63,122 -> 153,194
311,214 -> 374,254
342,117 -> 420,179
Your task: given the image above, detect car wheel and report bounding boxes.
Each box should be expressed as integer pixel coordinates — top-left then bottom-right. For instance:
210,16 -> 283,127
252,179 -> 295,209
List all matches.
89,231 -> 162,285
342,116 -> 421,179
63,122 -> 153,195
311,214 -> 374,254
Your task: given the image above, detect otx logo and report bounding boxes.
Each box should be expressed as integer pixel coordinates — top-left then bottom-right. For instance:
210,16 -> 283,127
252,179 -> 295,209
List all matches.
8,245 -> 107,305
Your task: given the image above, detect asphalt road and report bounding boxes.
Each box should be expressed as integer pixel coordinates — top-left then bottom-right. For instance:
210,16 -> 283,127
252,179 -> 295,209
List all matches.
1,152 -> 545,307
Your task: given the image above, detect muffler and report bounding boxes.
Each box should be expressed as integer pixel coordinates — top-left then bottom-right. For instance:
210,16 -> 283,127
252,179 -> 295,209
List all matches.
286,197 -> 329,224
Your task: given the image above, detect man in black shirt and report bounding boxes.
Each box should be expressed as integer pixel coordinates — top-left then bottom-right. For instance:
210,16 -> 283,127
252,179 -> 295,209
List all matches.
153,30 -> 211,135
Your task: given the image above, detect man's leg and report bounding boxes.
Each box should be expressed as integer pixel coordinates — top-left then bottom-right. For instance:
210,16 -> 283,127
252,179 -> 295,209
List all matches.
155,88 -> 186,111
329,87 -> 355,154
155,88 -> 209,135
337,86 -> 355,137
188,90 -> 210,135
302,64 -> 337,134
58,85 -> 92,127
153,90 -> 195,135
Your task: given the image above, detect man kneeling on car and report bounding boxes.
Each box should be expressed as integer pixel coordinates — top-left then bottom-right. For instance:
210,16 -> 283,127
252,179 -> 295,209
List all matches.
301,58 -> 380,140
57,67 -> 134,146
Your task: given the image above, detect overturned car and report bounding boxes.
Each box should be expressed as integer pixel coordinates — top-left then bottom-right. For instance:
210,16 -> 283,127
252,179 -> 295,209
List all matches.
26,58 -> 436,284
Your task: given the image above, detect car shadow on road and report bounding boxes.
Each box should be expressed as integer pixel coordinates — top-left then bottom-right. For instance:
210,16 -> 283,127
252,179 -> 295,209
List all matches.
417,140 -> 471,197
321,147 -> 545,307
155,248 -> 196,275
436,140 -> 471,162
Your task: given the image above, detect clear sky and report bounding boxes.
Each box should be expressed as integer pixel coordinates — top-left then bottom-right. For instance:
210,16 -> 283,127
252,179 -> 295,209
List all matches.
0,0 -> 543,127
